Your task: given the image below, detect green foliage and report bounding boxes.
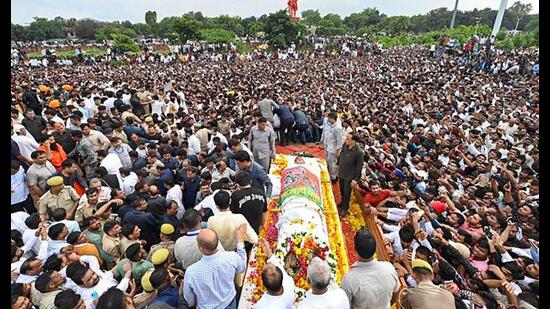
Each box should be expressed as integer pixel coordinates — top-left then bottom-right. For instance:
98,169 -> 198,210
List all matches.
173,17 -> 201,44
247,21 -> 264,37
131,23 -> 152,37
301,9 -> 321,26
11,6 -> 539,46
344,8 -> 384,33
112,34 -> 139,53
156,17 -> 178,38
208,15 -> 244,36
95,24 -> 136,42
526,16 -> 538,32
495,37 -> 514,50
317,26 -> 346,37
384,16 -> 411,35
166,33 -> 180,44
372,24 -> 492,48
235,41 -> 253,53
263,10 -> 305,49
355,26 -> 376,37
12,17 -> 68,41
74,18 -> 103,40
320,13 -> 344,29
200,28 -> 236,44
496,31 -> 507,41
145,11 -> 157,26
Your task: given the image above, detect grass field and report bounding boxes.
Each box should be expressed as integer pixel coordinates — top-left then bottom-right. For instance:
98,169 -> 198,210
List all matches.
27,47 -> 107,58
27,46 -> 173,58
25,43 -> 252,58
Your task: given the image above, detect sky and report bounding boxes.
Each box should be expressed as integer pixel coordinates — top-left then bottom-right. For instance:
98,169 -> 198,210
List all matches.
11,0 -> 539,25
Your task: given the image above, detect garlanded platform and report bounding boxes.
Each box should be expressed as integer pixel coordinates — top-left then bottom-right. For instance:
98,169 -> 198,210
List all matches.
238,147 -> 400,308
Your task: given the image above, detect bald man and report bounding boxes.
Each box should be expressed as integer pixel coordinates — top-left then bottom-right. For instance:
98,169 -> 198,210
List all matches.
183,225 -> 247,309
256,238 -> 296,308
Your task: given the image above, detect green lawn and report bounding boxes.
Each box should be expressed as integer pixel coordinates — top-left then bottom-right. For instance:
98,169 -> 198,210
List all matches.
27,47 -> 107,58
25,43 -> 252,58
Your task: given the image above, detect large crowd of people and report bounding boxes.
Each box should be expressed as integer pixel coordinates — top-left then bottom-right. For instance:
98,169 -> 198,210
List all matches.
10,34 -> 539,309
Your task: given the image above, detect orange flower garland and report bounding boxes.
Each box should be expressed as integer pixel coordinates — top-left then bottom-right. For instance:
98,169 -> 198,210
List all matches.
319,166 -> 350,283
246,199 -> 280,303
243,156 -> 351,305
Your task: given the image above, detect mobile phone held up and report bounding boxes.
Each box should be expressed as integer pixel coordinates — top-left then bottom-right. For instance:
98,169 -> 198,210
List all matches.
484,226 -> 493,239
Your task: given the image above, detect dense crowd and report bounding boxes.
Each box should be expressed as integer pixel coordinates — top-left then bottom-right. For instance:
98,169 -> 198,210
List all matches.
10,36 -> 539,309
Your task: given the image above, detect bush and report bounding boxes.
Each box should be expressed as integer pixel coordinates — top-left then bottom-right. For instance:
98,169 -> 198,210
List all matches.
496,31 -> 507,41
317,26 -> 347,37
200,28 -> 236,44
112,34 -> 140,53
235,41 -> 253,53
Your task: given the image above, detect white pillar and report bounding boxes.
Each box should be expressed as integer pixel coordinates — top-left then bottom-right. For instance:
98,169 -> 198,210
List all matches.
492,0 -> 508,36
450,0 -> 459,29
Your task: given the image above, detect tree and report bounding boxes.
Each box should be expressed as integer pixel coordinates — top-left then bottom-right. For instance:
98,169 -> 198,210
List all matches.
12,24 -> 31,42
182,11 -> 205,22
525,16 -> 539,32
74,18 -> 102,39
209,15 -> 244,36
344,8 -> 384,32
355,26 -> 377,37
173,17 -> 201,44
320,13 -> 344,29
263,10 -> 305,48
132,23 -> 152,37
247,21 -> 264,37
317,26 -> 346,36
504,1 -> 533,30
120,28 -> 137,38
301,9 -> 321,26
200,28 -> 236,44
26,17 -> 66,41
112,34 -> 139,53
157,17 -> 178,38
145,10 -> 157,26
385,16 -> 411,35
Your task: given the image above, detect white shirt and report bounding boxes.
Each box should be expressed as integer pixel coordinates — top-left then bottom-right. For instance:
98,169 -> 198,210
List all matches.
297,288 -> 350,309
11,166 -> 29,204
57,219 -> 81,234
122,172 -> 139,195
166,184 -> 184,219
23,229 -> 41,256
11,211 -> 30,234
438,155 -> 450,167
151,100 -> 165,116
100,153 -> 124,189
122,94 -> 132,106
103,98 -> 116,114
229,128 -> 242,138
78,272 -> 129,309
12,134 -> 39,161
256,256 -> 296,309
47,240 -> 70,258
188,135 -> 201,156
208,132 -> 228,147
195,189 -> 232,216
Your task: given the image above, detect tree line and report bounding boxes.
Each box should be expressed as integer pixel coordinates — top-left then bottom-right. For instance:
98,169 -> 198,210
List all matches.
11,1 -> 537,50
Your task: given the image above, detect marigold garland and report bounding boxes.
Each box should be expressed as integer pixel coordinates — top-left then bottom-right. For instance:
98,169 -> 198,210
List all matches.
243,156 -> 351,304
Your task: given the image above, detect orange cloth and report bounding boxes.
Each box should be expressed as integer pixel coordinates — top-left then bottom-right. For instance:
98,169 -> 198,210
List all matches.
39,85 -> 49,93
49,100 -> 60,109
73,181 -> 86,197
62,85 -> 73,91
37,145 -> 68,171
74,243 -> 105,268
363,189 -> 392,207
